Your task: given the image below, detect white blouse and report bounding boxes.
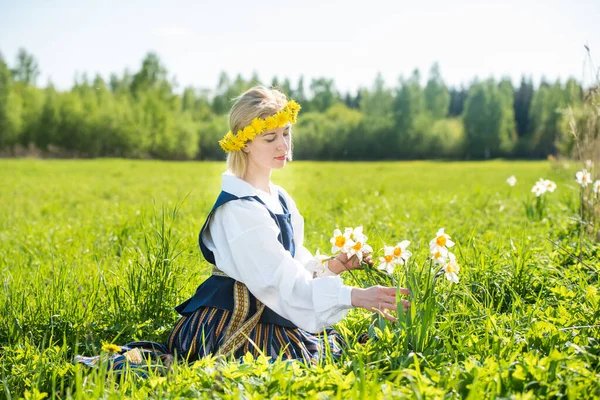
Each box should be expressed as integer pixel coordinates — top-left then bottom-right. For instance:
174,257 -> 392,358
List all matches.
201,172 -> 355,333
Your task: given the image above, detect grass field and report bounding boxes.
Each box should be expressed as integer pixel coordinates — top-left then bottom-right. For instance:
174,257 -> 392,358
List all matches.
1,159 -> 599,399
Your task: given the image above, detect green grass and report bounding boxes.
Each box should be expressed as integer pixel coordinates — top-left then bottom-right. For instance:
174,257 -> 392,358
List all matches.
0,159 -> 599,399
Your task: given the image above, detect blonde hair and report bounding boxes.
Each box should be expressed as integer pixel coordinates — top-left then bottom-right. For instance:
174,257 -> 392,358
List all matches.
226,86 -> 293,178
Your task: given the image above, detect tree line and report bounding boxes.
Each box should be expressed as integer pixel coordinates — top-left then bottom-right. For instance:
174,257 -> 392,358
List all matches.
0,48 -> 590,160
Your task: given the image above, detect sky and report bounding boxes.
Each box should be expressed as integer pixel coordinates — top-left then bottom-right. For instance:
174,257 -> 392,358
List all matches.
0,0 -> 598,94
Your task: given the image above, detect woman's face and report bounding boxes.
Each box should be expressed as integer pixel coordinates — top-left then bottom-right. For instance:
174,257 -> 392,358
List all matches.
244,124 -> 291,172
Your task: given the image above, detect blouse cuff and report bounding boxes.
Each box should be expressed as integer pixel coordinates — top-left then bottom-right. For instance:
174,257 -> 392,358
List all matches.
338,285 -> 354,307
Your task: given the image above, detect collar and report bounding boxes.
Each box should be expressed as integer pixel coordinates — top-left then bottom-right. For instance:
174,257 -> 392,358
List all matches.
222,172 -> 278,198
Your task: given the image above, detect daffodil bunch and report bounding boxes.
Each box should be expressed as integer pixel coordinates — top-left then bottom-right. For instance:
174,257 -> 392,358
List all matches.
327,226 -> 391,286
429,228 -> 460,283
387,228 -> 462,352
330,226 -> 373,261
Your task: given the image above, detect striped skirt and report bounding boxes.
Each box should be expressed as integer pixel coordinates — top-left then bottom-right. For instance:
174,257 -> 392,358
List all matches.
74,306 -> 345,374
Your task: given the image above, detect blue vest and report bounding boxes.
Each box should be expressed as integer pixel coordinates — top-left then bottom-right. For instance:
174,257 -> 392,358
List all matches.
174,190 -> 298,328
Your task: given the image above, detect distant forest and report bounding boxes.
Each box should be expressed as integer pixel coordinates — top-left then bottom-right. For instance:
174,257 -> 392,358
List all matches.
0,48 -> 595,160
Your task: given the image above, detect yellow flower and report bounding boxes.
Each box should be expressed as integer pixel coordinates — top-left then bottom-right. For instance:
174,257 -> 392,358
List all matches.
231,135 -> 245,150
250,118 -> 266,134
242,126 -> 255,141
287,100 -> 301,123
264,116 -> 278,131
276,111 -> 289,127
102,344 -> 121,353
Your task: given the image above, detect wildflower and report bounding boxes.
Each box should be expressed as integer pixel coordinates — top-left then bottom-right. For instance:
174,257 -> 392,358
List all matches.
576,169 -> 592,187
101,344 -> 121,353
431,246 -> 448,265
250,119 -> 266,134
241,126 -> 256,141
347,226 -> 366,244
531,182 -> 546,197
593,180 -> 600,195
306,250 -> 331,276
330,228 -> 351,254
347,227 -> 373,261
378,246 -> 397,275
506,176 -> 517,186
585,159 -> 594,169
264,116 -> 278,131
392,240 -> 412,265
429,228 -> 455,254
542,179 -> 556,192
443,253 -> 460,284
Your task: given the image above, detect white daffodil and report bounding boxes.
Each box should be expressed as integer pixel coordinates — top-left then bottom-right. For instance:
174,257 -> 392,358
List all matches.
429,228 -> 455,254
392,240 -> 412,265
542,179 -> 557,192
585,159 -> 594,169
593,180 -> 600,195
443,252 -> 460,283
348,226 -> 367,244
347,239 -> 373,262
576,169 -> 592,187
506,176 -> 517,187
330,228 -> 352,254
531,182 -> 546,197
378,246 -> 397,275
431,246 -> 449,265
305,249 -> 331,276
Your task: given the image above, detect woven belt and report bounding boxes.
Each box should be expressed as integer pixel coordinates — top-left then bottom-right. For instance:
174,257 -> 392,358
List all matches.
211,266 -> 265,357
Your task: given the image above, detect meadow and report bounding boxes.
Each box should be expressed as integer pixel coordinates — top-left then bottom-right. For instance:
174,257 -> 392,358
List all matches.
0,159 -> 599,399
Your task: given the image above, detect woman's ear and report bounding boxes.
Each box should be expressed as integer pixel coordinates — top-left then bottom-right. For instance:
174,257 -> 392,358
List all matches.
242,146 -> 250,154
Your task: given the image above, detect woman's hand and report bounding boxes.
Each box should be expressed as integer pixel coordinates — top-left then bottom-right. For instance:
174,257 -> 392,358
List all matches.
351,286 -> 410,322
328,252 -> 373,274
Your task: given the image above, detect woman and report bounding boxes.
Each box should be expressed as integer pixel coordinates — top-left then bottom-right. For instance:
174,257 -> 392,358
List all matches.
76,86 -> 409,370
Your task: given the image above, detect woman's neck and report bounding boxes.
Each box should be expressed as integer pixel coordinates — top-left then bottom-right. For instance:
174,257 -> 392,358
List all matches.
243,165 -> 272,194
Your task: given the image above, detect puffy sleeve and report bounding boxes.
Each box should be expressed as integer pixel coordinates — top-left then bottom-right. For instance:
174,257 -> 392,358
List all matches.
203,199 -> 354,333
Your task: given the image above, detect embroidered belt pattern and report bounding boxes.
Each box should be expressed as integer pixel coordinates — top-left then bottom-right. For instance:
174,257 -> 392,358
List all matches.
212,267 -> 266,357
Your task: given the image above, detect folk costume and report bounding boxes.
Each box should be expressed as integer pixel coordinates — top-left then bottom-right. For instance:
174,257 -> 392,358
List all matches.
75,99 -> 356,373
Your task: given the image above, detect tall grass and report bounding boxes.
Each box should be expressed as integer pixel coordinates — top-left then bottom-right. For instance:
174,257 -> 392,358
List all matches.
0,159 -> 599,398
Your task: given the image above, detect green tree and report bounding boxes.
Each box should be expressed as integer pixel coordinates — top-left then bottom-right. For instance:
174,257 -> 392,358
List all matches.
393,69 -> 426,157
514,76 -> 534,137
0,54 -> 23,148
359,72 -> 393,118
424,63 -> 450,120
11,48 -> 39,86
463,79 -> 516,159
309,78 -> 338,112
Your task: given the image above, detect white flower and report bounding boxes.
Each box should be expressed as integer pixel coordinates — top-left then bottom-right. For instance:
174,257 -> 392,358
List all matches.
443,252 -> 460,284
431,246 -> 449,265
531,182 -> 546,197
344,226 -> 372,261
585,159 -> 594,169
429,228 -> 455,254
347,226 -> 367,244
593,180 -> 600,195
576,169 -> 592,187
392,240 -> 412,265
330,228 -> 352,254
506,176 -> 517,187
542,179 -> 556,192
347,239 -> 373,262
378,246 -> 397,275
305,250 -> 331,276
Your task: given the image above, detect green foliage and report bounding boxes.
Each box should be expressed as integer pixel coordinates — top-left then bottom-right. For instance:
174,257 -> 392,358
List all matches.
0,48 -> 587,161
463,79 -> 517,159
